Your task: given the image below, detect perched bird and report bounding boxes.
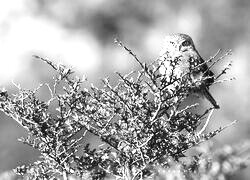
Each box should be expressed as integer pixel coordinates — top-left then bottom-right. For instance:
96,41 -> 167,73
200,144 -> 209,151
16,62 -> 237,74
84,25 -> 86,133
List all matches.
159,33 -> 220,109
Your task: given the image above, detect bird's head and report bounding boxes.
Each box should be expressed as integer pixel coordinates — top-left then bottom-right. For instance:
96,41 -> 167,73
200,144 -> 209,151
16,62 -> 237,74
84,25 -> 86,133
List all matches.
160,33 -> 196,56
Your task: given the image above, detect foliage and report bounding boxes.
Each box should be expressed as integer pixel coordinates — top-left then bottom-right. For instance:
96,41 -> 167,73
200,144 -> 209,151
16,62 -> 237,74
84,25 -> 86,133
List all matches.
0,41 -> 248,180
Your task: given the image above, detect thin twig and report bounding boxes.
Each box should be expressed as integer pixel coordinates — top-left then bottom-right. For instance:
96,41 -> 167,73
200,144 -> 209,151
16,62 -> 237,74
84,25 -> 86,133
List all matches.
198,109 -> 214,135
45,83 -> 56,105
115,38 -> 159,91
220,120 -> 237,131
207,49 -> 222,62
178,103 -> 199,114
207,50 -> 232,72
190,49 -> 222,73
138,134 -> 154,148
11,80 -> 21,90
213,77 -> 235,85
215,61 -> 233,80
33,55 -> 58,70
150,102 -> 163,125
102,78 -> 133,113
114,39 -> 144,69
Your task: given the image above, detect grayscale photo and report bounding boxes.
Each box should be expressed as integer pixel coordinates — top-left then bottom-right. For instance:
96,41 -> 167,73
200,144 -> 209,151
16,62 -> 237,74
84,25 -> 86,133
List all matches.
0,1 -> 249,179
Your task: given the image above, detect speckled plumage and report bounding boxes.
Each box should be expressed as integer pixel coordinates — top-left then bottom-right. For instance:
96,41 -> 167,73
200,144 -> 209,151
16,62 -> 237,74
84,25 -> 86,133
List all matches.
159,33 -> 219,109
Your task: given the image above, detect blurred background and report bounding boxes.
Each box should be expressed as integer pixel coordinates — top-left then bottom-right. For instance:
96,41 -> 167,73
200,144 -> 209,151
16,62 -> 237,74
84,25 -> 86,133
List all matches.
0,0 -> 249,179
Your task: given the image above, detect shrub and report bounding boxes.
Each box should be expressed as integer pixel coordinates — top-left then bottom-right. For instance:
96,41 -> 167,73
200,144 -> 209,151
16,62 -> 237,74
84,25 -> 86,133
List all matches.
0,40 -> 249,180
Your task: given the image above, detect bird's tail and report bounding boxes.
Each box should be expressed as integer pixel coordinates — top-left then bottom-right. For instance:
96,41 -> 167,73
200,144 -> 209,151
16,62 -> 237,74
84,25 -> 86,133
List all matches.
202,87 -> 220,109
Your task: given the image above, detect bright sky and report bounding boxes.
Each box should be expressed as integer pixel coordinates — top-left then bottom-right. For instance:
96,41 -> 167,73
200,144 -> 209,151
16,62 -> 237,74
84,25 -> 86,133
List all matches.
0,0 -> 101,84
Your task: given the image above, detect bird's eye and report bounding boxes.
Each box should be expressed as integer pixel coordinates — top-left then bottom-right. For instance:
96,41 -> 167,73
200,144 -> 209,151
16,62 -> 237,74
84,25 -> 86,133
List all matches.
182,40 -> 191,46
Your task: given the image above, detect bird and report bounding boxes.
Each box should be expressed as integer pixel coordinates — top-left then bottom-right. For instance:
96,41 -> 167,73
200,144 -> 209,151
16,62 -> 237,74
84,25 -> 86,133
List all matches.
158,33 -> 220,109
